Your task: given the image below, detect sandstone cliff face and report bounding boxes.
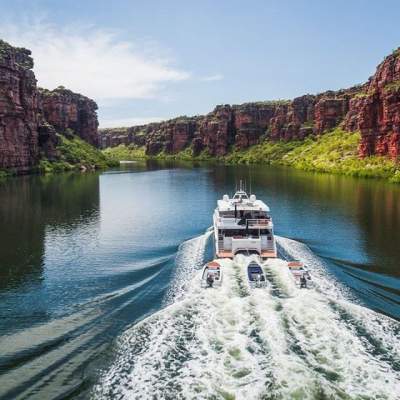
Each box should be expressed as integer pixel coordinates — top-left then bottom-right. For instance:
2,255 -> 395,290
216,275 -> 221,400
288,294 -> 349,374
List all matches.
0,40 -> 40,172
40,87 -> 99,147
0,40 -> 100,172
196,105 -> 234,155
99,89 -> 360,156
98,47 -> 400,160
100,48 -> 400,160
344,50 -> 400,158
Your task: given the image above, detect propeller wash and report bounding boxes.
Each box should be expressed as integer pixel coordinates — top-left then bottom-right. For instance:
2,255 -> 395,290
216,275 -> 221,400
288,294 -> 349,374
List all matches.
92,187 -> 400,400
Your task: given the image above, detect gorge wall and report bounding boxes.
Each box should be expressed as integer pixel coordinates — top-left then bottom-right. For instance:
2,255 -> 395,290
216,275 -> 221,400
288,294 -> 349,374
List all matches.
0,40 -> 99,172
343,49 -> 400,158
100,48 -> 400,160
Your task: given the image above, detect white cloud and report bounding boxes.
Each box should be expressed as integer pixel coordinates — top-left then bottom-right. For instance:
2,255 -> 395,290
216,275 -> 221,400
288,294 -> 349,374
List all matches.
0,19 -> 190,100
200,74 -> 224,81
99,117 -> 166,128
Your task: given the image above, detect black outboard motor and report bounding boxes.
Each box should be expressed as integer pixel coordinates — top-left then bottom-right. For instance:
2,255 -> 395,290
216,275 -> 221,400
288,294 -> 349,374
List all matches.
300,275 -> 307,289
206,274 -> 214,288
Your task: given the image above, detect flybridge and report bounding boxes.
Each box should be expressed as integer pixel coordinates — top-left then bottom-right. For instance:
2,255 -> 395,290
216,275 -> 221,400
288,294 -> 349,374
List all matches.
213,184 -> 277,259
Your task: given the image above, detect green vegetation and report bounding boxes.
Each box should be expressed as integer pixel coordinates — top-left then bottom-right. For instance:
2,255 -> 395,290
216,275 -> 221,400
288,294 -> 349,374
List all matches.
102,144 -> 215,162
39,86 -> 75,97
103,144 -> 146,161
224,128 -> 400,182
0,39 -> 33,69
103,128 -> 400,183
0,170 -> 10,181
391,170 -> 400,183
384,80 -> 400,93
236,99 -> 291,107
353,91 -> 371,99
392,48 -> 400,57
154,146 -> 215,161
38,134 -> 118,174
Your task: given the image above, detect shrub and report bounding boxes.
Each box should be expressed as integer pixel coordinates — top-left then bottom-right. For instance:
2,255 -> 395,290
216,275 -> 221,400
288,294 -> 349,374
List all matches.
103,144 -> 146,161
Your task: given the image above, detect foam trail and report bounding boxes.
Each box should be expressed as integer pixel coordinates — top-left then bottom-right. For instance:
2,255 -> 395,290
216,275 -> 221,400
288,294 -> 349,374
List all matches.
92,235 -> 400,400
263,257 -> 298,298
277,236 -> 400,365
163,231 -> 212,305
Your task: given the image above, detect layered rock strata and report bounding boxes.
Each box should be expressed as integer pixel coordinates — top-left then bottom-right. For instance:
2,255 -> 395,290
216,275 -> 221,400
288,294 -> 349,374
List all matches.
0,39 -> 99,172
100,49 -> 400,160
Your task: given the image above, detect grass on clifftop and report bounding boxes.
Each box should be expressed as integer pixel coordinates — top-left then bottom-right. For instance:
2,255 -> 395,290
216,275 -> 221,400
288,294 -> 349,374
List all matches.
39,134 -> 118,173
102,128 -> 400,183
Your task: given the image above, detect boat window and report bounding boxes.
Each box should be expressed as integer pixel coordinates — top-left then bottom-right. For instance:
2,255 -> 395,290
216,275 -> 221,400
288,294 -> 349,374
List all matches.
248,229 -> 259,238
220,211 -> 235,218
224,229 -> 245,237
260,229 -> 270,235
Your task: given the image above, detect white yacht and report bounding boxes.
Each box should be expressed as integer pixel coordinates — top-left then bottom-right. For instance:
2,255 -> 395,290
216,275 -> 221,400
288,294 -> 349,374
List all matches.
213,184 -> 277,259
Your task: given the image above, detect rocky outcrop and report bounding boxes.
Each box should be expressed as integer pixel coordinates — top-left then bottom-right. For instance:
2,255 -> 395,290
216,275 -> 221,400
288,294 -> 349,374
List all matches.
40,87 -> 99,147
0,39 -> 99,172
344,50 -> 400,158
195,105 -> 234,155
100,126 -> 148,148
267,96 -> 315,141
0,40 -> 40,172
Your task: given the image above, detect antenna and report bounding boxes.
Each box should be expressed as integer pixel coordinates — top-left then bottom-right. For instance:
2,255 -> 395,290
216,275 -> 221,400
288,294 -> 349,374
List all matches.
249,167 -> 252,195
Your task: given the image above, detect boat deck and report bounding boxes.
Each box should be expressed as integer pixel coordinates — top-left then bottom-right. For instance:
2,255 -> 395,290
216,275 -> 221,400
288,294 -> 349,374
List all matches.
261,251 -> 277,258
216,250 -> 277,259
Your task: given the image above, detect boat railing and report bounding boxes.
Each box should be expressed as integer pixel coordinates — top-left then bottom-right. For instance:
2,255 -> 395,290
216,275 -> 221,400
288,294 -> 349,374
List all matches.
217,217 -> 272,227
246,219 -> 270,227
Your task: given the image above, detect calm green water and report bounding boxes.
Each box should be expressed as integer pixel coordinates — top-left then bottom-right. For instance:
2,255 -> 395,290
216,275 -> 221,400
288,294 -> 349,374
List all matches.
0,162 -> 399,399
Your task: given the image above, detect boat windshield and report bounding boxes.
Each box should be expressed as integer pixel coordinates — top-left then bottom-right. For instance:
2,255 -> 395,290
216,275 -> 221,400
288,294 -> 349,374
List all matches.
233,194 -> 248,200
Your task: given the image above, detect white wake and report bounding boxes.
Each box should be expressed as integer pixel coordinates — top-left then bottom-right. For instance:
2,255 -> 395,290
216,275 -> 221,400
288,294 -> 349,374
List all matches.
92,235 -> 400,400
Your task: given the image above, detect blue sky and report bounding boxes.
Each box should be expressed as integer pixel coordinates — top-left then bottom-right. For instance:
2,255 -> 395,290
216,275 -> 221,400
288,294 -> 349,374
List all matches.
1,0 -> 399,127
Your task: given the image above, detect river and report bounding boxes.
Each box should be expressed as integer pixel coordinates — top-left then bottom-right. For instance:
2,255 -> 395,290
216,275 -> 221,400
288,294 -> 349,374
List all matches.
0,161 -> 399,399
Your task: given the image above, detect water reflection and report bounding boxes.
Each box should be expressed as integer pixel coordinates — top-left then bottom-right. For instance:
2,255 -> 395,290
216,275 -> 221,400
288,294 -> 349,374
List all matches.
354,182 -> 400,277
0,177 -> 45,291
0,173 -> 100,291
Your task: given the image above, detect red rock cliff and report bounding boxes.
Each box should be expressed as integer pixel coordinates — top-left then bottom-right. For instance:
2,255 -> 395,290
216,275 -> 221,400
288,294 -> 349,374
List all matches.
99,89 -> 360,157
101,49 -> 400,158
40,87 -> 99,147
0,40 -> 40,172
98,47 -> 400,160
0,39 -> 100,172
344,49 -> 400,158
